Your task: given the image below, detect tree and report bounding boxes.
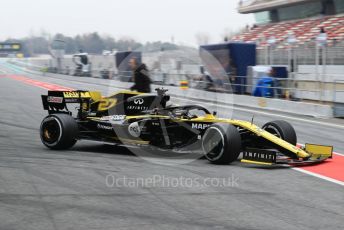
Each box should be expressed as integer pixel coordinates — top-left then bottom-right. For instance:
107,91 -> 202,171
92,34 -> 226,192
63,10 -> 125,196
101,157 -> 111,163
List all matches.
8,32 -> 183,56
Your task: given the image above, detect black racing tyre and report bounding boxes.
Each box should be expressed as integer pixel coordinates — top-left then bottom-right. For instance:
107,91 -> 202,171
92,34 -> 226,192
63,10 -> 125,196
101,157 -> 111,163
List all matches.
202,123 -> 241,164
262,120 -> 297,145
40,114 -> 78,150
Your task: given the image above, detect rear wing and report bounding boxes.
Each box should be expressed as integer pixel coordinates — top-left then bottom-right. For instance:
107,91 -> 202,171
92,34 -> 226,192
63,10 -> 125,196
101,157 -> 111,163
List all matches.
41,91 -> 100,117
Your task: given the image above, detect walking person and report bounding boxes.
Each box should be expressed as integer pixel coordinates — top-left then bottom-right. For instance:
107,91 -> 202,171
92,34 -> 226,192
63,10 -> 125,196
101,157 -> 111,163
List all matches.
129,58 -> 151,93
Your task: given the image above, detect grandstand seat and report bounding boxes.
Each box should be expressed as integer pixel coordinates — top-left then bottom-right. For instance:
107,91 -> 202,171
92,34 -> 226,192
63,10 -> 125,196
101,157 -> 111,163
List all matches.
231,15 -> 344,48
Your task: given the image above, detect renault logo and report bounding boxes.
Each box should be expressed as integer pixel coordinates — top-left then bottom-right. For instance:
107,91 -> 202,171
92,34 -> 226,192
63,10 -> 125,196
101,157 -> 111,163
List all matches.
134,98 -> 144,105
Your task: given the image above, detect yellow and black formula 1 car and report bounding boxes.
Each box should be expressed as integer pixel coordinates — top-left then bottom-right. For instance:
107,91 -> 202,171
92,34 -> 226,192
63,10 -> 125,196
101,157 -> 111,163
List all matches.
40,88 -> 333,165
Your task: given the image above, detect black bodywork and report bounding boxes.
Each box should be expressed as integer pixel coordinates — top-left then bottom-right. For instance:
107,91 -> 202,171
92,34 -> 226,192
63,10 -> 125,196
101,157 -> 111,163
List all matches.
41,89 -> 216,151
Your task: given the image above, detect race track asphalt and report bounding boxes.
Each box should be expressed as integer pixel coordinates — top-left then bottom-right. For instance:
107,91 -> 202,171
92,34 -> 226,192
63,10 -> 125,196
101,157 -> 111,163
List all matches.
0,62 -> 343,230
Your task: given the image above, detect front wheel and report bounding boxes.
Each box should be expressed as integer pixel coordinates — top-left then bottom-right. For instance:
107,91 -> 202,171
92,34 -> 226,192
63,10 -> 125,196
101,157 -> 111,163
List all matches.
262,120 -> 297,145
40,114 -> 78,150
202,123 -> 241,164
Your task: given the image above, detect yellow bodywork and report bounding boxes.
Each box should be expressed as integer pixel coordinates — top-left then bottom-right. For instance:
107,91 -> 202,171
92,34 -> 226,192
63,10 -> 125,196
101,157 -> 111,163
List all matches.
241,159 -> 274,166
65,90 -> 142,112
305,143 -> 333,159
125,113 -> 311,159
75,90 -> 329,160
98,91 -> 141,111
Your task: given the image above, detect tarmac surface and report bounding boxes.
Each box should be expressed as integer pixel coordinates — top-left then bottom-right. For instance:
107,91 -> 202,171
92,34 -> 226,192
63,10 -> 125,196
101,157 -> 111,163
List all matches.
0,61 -> 343,230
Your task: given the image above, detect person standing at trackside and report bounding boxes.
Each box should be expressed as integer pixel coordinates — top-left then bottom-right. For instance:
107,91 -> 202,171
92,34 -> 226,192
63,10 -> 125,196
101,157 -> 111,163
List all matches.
129,58 -> 151,93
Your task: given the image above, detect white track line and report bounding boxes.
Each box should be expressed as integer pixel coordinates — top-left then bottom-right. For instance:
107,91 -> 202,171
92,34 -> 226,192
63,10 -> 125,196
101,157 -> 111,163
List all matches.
292,168 -> 344,186
176,97 -> 344,129
295,143 -> 344,186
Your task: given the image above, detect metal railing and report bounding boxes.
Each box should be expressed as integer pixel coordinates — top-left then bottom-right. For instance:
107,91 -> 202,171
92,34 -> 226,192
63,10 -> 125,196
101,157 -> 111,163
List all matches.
257,43 -> 344,66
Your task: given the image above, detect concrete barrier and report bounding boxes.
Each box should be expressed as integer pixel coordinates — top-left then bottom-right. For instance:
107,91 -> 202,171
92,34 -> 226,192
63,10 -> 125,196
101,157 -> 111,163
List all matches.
166,86 -> 333,118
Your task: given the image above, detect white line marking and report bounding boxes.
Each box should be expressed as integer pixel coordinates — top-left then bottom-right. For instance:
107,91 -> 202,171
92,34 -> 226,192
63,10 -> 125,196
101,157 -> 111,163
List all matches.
292,168 -> 344,186
295,143 -> 344,186
175,97 -> 344,129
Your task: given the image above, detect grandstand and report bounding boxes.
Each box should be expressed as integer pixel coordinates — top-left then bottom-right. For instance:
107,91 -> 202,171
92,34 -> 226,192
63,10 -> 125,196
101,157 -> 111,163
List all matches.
233,0 -> 344,48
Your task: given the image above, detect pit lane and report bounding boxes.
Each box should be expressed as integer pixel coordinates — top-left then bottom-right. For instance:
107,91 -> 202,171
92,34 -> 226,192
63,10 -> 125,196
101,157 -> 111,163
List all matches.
0,62 -> 343,230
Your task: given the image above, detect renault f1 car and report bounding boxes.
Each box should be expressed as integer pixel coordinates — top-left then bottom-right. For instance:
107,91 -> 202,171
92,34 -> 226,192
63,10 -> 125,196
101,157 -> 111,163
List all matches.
40,88 -> 333,165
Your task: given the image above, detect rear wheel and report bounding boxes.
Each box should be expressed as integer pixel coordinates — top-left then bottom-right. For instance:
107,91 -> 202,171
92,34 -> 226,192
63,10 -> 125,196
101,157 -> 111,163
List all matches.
40,114 -> 78,150
262,120 -> 297,145
202,123 -> 241,164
